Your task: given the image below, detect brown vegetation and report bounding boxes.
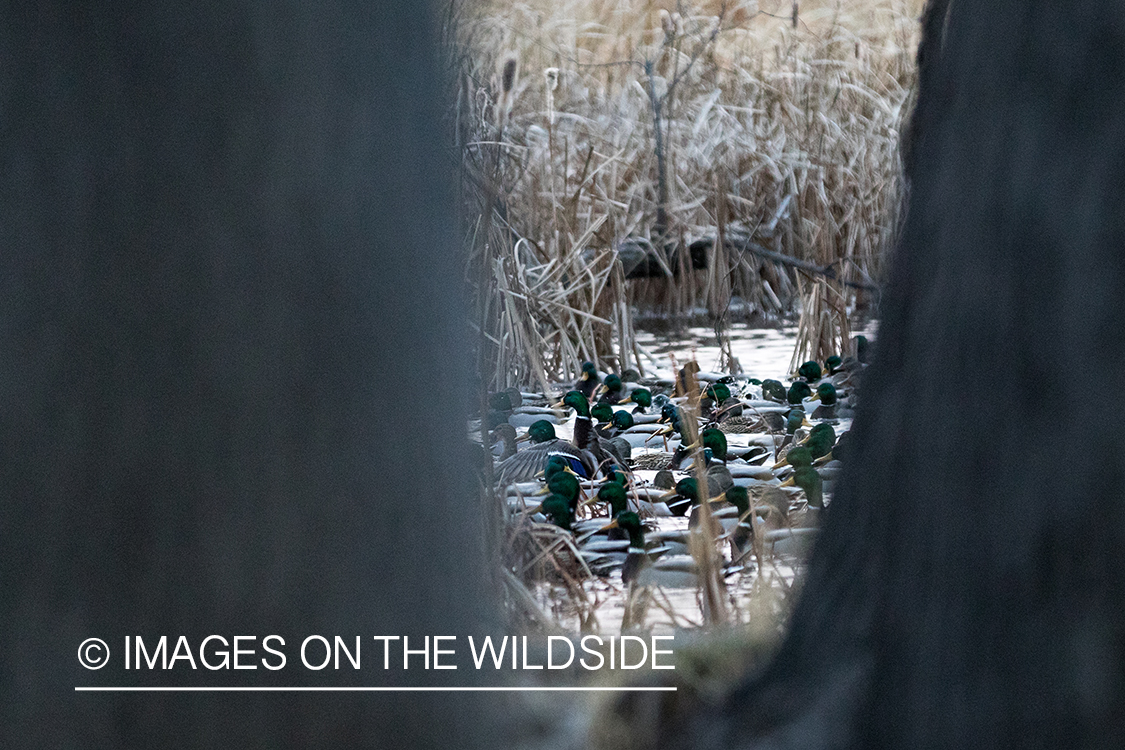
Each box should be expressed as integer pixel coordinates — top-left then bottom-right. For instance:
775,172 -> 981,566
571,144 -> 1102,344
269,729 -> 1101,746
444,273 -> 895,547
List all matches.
453,0 -> 921,388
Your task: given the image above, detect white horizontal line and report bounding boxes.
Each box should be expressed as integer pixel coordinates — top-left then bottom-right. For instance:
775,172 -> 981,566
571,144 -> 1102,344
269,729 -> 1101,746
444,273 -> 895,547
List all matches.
75,686 -> 676,692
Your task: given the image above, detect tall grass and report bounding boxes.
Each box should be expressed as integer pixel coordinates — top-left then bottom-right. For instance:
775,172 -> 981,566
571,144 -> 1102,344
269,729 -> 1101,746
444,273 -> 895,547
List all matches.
453,0 -> 921,388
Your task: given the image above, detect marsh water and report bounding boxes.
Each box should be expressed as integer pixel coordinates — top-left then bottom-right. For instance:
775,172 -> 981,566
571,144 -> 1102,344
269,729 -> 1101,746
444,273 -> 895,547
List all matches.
519,323 -> 875,636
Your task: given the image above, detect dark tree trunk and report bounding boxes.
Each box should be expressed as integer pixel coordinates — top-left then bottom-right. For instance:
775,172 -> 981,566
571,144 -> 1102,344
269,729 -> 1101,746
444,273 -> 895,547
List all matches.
667,2 -> 1125,747
1,2 -> 496,747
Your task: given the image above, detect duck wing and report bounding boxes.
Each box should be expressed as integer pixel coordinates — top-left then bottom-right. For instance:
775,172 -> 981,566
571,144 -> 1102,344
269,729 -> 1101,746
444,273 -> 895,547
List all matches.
495,438 -> 595,485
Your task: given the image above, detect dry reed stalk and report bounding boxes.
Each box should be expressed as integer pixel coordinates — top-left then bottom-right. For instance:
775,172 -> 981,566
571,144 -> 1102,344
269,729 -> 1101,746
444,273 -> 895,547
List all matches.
677,361 -> 729,627
455,0 -> 919,386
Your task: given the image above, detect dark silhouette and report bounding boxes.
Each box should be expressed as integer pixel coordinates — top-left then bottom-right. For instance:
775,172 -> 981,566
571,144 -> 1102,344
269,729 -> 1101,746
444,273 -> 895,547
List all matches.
658,1 -> 1125,747
1,2 -> 495,747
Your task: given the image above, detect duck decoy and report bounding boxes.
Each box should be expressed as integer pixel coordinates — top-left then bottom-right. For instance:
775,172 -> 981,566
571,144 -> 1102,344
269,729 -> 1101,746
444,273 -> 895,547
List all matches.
608,410 -> 634,435
495,419 -> 596,485
761,379 -> 787,403
619,387 -> 653,414
854,335 -> 869,363
591,402 -> 616,437
597,374 -> 625,404
773,444 -> 814,471
787,380 -> 814,406
575,361 -> 601,400
801,423 -> 836,461
591,401 -> 615,425
809,382 -> 838,421
674,361 -> 701,396
536,470 -> 583,516
797,360 -> 823,382
659,477 -> 700,517
557,390 -> 628,474
583,482 -> 630,541
781,464 -> 825,509
599,511 -> 649,584
809,381 -> 855,421
711,486 -> 754,561
490,423 -> 518,460
814,428 -> 852,466
532,494 -> 576,532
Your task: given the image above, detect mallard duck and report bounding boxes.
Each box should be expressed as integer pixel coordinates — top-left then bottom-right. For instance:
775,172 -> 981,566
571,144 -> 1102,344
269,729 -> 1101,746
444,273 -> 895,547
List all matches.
495,420 -> 596,485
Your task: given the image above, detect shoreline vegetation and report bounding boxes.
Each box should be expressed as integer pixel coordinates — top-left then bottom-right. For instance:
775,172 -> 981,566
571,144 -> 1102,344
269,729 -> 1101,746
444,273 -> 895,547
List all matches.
450,0 -> 921,392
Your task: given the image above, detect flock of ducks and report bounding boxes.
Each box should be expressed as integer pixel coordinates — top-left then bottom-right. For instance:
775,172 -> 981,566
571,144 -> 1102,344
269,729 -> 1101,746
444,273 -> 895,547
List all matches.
479,338 -> 868,590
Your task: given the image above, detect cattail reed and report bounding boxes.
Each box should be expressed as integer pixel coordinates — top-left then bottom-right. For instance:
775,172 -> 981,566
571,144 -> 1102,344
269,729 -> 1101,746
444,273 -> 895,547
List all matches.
457,0 -> 920,387
495,54 -> 519,132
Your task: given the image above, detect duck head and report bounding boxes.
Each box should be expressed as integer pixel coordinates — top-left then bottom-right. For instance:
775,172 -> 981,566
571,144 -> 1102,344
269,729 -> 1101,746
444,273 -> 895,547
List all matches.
798,360 -> 822,381
520,420 -> 557,444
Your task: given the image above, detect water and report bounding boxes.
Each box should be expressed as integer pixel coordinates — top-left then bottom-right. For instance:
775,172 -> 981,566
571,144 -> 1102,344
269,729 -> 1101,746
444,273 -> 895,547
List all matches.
636,325 -> 807,382
522,323 -> 875,636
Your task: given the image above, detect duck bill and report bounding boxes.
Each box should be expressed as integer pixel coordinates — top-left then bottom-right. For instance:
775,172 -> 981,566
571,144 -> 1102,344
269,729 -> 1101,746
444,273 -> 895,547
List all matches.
550,399 -> 566,409
813,451 -> 834,466
516,432 -> 533,444
657,488 -> 679,501
779,476 -> 796,487
772,457 -> 790,470
598,518 -> 620,532
709,492 -> 727,504
617,396 -> 632,405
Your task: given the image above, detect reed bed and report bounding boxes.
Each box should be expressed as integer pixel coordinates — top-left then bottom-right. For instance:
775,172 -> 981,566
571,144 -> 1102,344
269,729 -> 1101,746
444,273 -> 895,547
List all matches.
454,0 -> 919,387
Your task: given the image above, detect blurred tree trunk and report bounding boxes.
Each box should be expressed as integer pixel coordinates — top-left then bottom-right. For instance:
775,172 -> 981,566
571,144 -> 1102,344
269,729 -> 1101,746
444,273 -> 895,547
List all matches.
661,1 -> 1125,747
1,2 -> 496,747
